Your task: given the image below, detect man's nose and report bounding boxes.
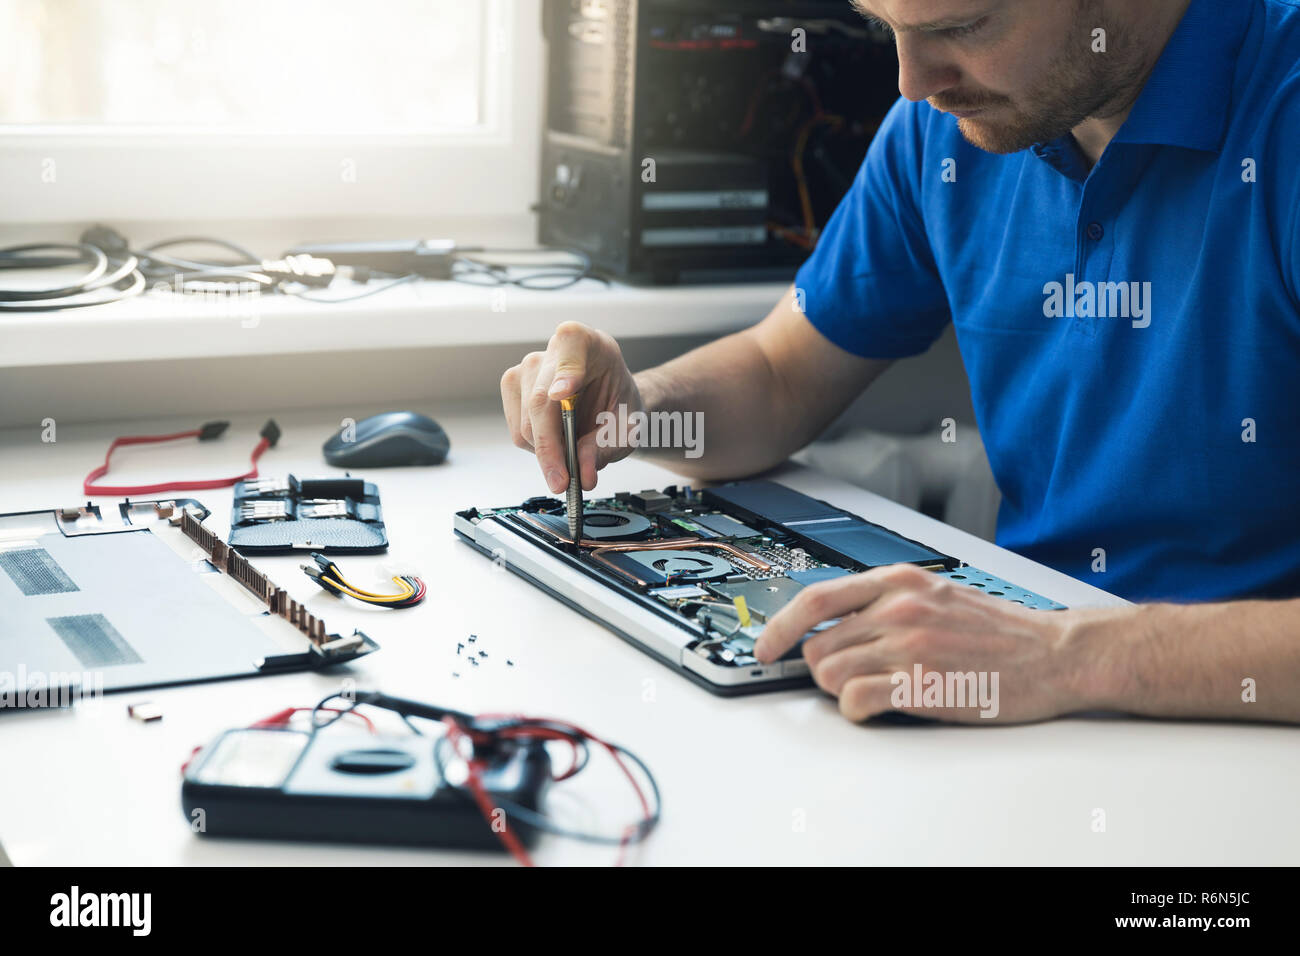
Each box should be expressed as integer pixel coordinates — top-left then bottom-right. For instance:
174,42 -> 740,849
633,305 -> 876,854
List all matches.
895,34 -> 961,103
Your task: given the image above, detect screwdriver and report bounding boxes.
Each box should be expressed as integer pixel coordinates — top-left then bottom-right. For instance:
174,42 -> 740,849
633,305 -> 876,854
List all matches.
559,395 -> 583,543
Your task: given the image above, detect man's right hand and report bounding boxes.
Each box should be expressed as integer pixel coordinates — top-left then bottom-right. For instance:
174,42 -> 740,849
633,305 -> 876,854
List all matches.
500,321 -> 644,495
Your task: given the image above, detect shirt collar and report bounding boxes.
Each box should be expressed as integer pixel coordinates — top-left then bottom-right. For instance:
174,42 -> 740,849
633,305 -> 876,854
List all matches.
1110,0 -> 1254,152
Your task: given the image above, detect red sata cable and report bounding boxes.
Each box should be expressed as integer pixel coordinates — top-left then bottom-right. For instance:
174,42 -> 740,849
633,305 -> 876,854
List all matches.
83,419 -> 280,496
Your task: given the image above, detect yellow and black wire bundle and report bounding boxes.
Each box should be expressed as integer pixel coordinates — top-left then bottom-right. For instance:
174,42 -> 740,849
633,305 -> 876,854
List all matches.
301,553 -> 426,609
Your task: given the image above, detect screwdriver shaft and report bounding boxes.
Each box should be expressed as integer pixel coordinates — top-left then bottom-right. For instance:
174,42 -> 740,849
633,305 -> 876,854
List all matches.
560,396 -> 583,543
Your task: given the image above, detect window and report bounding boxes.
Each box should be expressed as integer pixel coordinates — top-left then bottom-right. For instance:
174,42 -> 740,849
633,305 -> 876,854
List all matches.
1,0 -> 488,132
0,0 -> 541,224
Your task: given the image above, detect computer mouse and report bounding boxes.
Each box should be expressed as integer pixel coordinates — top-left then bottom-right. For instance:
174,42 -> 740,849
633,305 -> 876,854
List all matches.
323,411 -> 450,467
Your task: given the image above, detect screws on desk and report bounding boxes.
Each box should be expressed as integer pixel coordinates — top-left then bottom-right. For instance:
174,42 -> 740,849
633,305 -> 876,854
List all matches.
454,635 -> 511,670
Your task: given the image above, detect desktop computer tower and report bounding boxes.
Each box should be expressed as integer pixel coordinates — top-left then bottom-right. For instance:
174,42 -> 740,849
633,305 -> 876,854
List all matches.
537,0 -> 899,283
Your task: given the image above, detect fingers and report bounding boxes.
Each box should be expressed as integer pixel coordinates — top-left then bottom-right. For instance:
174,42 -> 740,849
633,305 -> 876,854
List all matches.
799,587 -> 936,669
502,322 -> 628,494
526,353 -> 568,492
837,675 -> 899,723
754,563 -> 934,663
808,638 -> 902,697
500,348 -> 567,493
798,611 -> 883,671
500,365 -> 524,449
546,321 -> 596,401
575,430 -> 600,492
507,352 -> 568,493
837,671 -> 993,724
501,324 -> 601,493
502,351 -> 542,449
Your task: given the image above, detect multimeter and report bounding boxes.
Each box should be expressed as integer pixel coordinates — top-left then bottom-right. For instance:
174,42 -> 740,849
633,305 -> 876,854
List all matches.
182,727 -> 551,850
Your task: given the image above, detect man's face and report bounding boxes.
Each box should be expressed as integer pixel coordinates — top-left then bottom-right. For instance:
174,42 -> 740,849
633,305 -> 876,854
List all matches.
854,0 -> 1137,153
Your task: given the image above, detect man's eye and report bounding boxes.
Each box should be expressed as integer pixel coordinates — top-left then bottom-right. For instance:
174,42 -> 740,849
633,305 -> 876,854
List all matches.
946,17 -> 988,38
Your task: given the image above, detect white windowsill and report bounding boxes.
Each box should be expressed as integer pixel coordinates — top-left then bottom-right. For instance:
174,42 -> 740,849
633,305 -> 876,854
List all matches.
0,276 -> 789,369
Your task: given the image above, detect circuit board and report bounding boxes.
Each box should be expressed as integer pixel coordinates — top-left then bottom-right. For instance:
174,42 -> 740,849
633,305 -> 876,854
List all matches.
230,474 -> 387,554
457,480 -> 1065,681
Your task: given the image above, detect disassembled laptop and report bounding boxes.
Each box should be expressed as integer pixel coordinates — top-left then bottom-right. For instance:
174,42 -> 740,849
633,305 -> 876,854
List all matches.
0,498 -> 377,707
456,479 -> 1064,695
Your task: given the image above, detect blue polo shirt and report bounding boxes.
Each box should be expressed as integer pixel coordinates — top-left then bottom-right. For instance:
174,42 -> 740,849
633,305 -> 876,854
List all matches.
795,0 -> 1300,603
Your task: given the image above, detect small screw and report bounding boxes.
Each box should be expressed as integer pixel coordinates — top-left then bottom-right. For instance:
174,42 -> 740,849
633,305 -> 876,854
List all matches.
470,658 -> 479,666
478,651 -> 487,659
468,634 -> 477,643
452,672 -> 460,678
457,643 -> 464,655
507,659 -> 515,667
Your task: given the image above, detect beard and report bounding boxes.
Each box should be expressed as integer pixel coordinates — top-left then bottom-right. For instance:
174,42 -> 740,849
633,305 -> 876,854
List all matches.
930,0 -> 1148,154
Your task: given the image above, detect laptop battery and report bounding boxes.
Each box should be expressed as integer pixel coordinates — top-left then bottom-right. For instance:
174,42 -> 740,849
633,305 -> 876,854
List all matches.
701,480 -> 953,570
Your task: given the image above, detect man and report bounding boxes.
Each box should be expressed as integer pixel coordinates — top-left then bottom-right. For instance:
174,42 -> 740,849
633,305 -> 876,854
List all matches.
501,0 -> 1300,724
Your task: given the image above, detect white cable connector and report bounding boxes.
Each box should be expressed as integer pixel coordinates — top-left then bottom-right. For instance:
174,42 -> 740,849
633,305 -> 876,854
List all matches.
380,557 -> 422,581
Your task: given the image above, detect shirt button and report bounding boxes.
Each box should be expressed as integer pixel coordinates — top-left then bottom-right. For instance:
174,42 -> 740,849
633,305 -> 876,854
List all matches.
1086,222 -> 1105,241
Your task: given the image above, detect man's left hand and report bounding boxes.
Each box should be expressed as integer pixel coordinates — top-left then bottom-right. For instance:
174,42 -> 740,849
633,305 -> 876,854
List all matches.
753,564 -> 1085,724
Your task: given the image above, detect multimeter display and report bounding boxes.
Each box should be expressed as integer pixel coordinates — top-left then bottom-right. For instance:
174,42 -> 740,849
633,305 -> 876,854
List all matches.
191,729 -> 309,788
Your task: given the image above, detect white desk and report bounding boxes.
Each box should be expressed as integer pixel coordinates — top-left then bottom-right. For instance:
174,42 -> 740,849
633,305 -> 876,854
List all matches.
1,405 -> 1296,866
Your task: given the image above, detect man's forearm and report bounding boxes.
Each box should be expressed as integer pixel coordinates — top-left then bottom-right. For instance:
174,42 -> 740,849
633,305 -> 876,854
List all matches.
622,284 -> 892,480
1063,599 -> 1300,722
633,329 -> 798,479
